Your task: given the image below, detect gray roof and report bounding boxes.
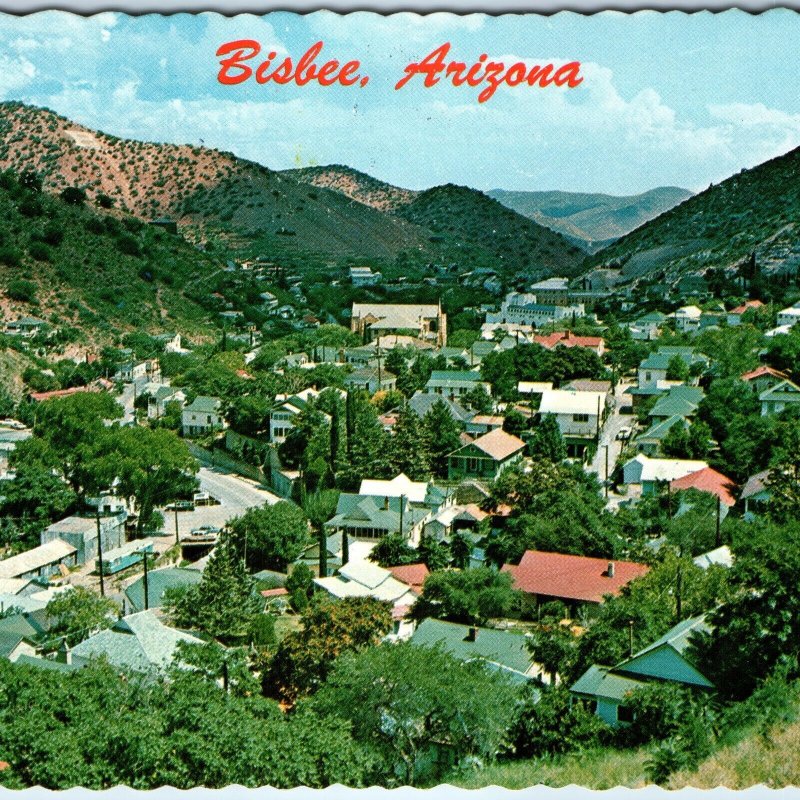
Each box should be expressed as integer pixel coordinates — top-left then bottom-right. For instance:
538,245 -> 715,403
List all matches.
184,396 -> 222,413
124,567 -> 203,613
570,663 -> 647,701
324,494 -> 428,532
408,392 -> 472,423
70,611 -> 204,674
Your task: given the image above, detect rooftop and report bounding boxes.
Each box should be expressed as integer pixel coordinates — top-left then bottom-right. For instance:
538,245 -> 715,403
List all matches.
453,427 -> 526,461
670,466 -> 737,507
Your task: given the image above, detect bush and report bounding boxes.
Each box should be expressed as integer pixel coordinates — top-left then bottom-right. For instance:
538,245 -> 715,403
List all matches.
96,193 -> 114,209
28,241 -> 51,262
6,279 -> 37,303
60,186 -> 87,205
0,246 -> 22,268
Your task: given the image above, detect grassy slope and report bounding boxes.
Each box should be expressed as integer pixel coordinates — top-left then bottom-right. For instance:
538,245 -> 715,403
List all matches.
588,145 -> 800,280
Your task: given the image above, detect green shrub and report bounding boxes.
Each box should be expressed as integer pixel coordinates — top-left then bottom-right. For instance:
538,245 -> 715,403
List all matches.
6,279 -> 36,302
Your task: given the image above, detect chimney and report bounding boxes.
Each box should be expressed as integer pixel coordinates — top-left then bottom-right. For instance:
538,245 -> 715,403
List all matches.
465,627 -> 477,642
384,496 -> 390,510
607,562 -> 615,578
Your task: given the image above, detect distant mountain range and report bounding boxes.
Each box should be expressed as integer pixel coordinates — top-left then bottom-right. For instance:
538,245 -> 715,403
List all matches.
487,187 -> 693,252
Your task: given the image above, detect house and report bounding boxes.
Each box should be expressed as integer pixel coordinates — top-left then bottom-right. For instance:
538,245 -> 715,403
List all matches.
350,302 -> 447,346
727,299 -> 764,326
145,384 -> 186,419
570,615 -> 713,726
40,513 -> 126,566
777,304 -> 800,328
740,365 -> 790,395
693,545 -> 733,570
425,370 -> 491,400
647,385 -> 704,423
359,473 -> 452,513
517,381 -> 553,398
622,454 -> 708,496
0,540 -> 78,580
538,388 -> 609,459
124,566 -> 204,613
114,359 -> 160,383
323,493 -> 430,546
502,550 -> 649,617
314,561 -> 419,638
627,311 -> 666,341
181,396 -> 226,437
740,469 -> 771,520
153,332 -> 186,353
349,265 -> 382,286
423,503 -> 488,543
407,392 -> 472,424
269,388 -> 320,443
465,415 -> 505,436
5,316 -> 47,338
533,330 -> 605,356
635,415 -> 688,457
670,305 -> 702,333
411,618 -> 545,685
447,428 -> 526,482
669,466 -> 737,508
343,367 -> 397,394
296,531 -> 380,576
69,611 -> 205,676
760,379 -> 800,416
636,347 -> 707,390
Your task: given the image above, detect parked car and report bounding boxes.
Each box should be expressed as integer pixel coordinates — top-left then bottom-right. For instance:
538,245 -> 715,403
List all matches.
616,426 -> 633,441
166,500 -> 194,512
193,492 -> 219,506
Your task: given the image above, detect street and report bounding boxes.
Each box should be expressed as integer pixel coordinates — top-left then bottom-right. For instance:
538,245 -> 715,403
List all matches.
586,380 -> 635,490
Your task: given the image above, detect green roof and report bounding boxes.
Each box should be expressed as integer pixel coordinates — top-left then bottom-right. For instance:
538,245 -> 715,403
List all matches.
639,415 -> 687,442
650,395 -> 699,419
124,567 -> 202,613
570,663 -> 647,701
184,396 -> 221,413
14,654 -> 80,673
427,370 -> 485,385
621,614 -> 710,664
411,618 -> 533,678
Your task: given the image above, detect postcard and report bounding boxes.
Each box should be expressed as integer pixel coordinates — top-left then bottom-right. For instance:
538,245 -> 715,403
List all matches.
0,7 -> 798,796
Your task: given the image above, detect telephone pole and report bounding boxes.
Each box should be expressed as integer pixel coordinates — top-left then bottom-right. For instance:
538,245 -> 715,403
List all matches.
95,506 -> 105,597
136,548 -> 151,611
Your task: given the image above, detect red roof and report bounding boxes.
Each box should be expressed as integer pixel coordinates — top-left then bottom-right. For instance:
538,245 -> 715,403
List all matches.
534,330 -> 604,351
260,587 -> 289,598
387,563 -> 430,593
502,550 -> 649,604
670,466 -> 737,507
0,761 -> 9,771
729,299 -> 764,315
29,385 -> 99,403
740,365 -> 789,382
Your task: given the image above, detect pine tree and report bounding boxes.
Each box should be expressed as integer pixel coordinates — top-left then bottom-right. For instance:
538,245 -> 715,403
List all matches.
422,399 -> 464,477
528,414 -> 567,462
390,406 -> 431,480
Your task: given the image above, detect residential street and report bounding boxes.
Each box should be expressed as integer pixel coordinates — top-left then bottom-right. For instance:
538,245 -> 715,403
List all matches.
586,380 -> 634,487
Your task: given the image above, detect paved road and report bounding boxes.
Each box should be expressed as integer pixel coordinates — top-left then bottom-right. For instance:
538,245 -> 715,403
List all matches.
586,381 -> 635,487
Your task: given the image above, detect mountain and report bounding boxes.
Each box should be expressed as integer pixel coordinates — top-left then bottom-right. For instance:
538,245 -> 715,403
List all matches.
394,184 -> 585,279
587,146 -> 800,283
283,164 -> 419,212
489,187 -> 693,252
0,102 -> 432,263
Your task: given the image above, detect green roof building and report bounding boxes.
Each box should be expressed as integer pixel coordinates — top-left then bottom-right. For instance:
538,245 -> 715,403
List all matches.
124,566 -> 203,613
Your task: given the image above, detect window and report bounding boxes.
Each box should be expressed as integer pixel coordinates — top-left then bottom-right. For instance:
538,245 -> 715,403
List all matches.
467,457 -> 479,473
206,415 -> 212,424
617,705 -> 634,723
645,372 -> 652,381
573,413 -> 589,423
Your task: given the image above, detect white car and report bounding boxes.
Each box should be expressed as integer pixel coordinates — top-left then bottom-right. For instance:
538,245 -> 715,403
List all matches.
616,426 -> 632,441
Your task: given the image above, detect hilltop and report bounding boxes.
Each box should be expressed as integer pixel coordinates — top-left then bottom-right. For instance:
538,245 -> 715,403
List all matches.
395,184 -> 586,279
489,187 -> 693,252
587,145 -> 800,283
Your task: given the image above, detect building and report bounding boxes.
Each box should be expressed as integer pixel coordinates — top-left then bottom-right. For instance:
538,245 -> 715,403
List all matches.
114,359 -> 160,383
538,388 -> 609,459
349,266 -> 382,286
465,415 -> 505,436
40,514 -> 126,566
502,550 -> 649,617
670,305 -> 702,333
4,316 -> 47,338
69,611 -> 205,676
740,469 -> 771,520
145,384 -> 186,420
350,302 -> 446,346
669,466 -> 737,508
622,454 -> 708,496
740,365 -> 790,396
0,540 -> 78,580
777,304 -> 800,328
181,396 -> 226,437
269,388 -> 320,443
323,493 -> 430,546
359,473 -> 452,513
486,292 -> 585,329
424,370 -> 491,400
727,299 -> 764,326
760,379 -> 800,416
570,615 -> 713,726
411,618 -> 545,685
533,330 -> 605,356
636,347 -> 707,391
447,428 -> 526,482
627,311 -> 666,341
530,277 -> 571,306
407,392 -> 472,424
343,367 -> 397,394
124,566 -> 204,613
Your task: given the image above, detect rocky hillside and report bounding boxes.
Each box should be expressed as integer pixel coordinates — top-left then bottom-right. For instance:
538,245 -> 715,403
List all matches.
489,187 -> 692,252
283,164 -> 419,213
587,145 -> 800,283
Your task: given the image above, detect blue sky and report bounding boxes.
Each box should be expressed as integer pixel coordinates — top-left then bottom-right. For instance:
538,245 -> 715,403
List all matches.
0,10 -> 798,195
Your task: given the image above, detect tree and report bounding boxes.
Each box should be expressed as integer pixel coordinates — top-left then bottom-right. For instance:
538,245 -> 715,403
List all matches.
449,531 -> 472,570
226,502 -> 310,572
104,426 -> 199,535
527,620 -> 579,685
502,408 -> 529,437
661,420 -> 711,461
285,563 -> 314,612
267,596 -> 393,702
411,568 -> 521,626
309,641 -> 521,785
421,399 -> 464,478
527,414 -> 566,462
463,385 -> 494,414
666,354 -> 691,382
766,419 -> 800,523
389,406 -> 431,479
417,532 -> 450,571
369,533 -> 417,567
165,541 -> 261,644
302,489 -> 340,578
44,587 -> 119,648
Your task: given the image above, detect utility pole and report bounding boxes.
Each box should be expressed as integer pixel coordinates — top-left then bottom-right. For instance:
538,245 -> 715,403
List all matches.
136,548 -> 150,611
174,505 -> 180,546
715,495 -> 722,547
95,505 -> 105,597
595,394 -> 602,442
604,445 -> 609,499
628,619 -> 634,657
399,494 -> 405,540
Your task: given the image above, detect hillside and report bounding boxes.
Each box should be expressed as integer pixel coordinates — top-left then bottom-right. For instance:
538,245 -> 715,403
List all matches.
395,184 -> 586,279
0,102 -> 433,263
587,145 -> 800,283
0,167 -> 225,345
489,187 -> 692,251
283,164 -> 419,212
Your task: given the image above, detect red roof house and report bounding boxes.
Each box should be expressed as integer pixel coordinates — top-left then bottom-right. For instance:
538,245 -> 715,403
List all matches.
728,299 -> 764,316
502,550 -> 649,610
387,563 -> 430,594
533,330 -> 605,356
670,466 -> 737,507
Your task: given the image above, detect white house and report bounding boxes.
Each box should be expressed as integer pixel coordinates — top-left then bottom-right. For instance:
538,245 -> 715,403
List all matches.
670,305 -> 702,333
181,396 -> 226,437
777,304 -> 800,328
538,388 -> 608,457
485,292 -> 585,329
760,379 -> 800,416
623,454 -> 708,496
350,266 -> 382,286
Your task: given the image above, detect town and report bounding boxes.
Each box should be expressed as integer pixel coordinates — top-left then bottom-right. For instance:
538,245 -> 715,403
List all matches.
1,233 -> 799,790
